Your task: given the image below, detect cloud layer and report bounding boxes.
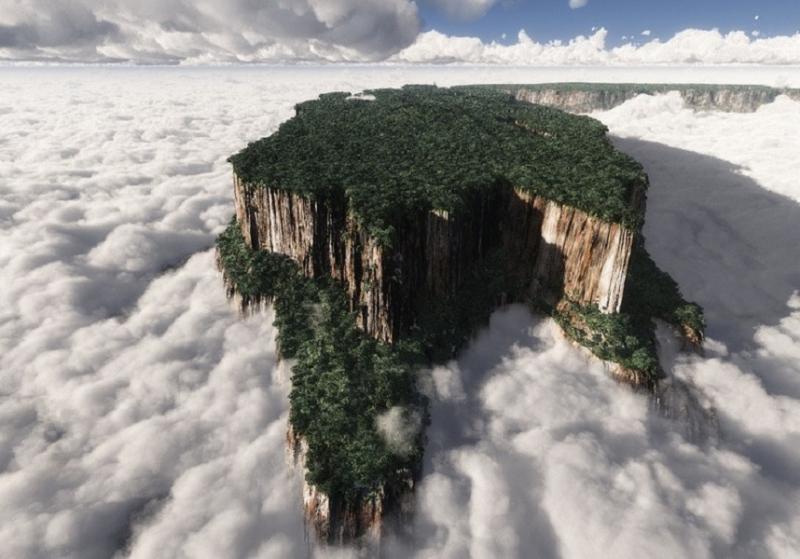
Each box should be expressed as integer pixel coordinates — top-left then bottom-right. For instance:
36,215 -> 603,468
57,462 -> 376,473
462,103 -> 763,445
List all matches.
427,0 -> 499,21
0,0 -> 420,63
1,1 -> 799,64
1,66 -> 799,558
393,27 -> 800,64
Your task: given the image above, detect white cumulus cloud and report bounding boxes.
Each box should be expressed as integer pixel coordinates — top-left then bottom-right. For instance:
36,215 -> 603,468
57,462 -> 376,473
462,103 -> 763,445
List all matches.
395,28 -> 611,64
1,2 -> 800,65
393,27 -> 800,64
0,0 -> 421,63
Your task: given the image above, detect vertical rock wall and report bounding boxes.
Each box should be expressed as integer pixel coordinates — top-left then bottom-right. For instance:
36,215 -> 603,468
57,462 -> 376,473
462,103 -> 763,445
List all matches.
233,174 -> 394,342
513,89 -> 639,113
527,194 -> 634,312
233,174 -> 635,342
423,185 -> 506,297
287,426 -> 385,548
511,87 -> 788,113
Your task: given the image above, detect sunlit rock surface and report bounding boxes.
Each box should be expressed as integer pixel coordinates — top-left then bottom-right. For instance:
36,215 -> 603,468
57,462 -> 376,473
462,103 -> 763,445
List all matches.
233,177 -> 637,343
507,84 -> 800,113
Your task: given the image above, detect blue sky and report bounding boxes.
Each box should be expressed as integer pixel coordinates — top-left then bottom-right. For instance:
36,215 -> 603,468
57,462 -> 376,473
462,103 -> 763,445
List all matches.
2,0 -> 799,63
419,0 -> 800,45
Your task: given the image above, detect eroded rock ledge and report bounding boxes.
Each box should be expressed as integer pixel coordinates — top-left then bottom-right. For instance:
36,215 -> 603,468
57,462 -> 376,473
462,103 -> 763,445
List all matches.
497,83 -> 800,113
286,425 -> 414,548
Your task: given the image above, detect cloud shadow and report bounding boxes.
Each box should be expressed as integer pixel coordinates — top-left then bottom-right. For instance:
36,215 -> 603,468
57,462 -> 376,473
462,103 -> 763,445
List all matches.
612,137 -> 800,354
407,305 -> 562,559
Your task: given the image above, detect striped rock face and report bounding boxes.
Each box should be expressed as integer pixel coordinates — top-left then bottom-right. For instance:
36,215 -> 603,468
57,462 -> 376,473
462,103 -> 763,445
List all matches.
511,85 -> 795,114
233,174 -> 637,344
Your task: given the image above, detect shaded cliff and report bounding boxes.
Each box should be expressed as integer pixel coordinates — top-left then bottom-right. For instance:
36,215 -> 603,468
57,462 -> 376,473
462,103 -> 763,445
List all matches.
233,176 -> 637,344
216,224 -> 425,549
480,83 -> 800,113
218,85 -> 703,548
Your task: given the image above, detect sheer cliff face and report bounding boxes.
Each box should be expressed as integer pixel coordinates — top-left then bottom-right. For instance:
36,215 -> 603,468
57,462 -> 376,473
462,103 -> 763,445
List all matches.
233,174 -> 636,344
234,170 -> 640,545
513,191 -> 634,313
513,89 -> 640,114
512,87 -> 787,113
233,174 -> 394,340
287,425 -> 401,547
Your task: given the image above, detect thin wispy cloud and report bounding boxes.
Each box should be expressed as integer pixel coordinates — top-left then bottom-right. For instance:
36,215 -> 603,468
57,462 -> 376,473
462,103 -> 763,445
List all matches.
428,0 -> 499,21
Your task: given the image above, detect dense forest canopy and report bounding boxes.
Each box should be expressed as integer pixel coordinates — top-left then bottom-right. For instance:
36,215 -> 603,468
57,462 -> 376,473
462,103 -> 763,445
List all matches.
229,85 -> 648,242
216,220 -> 426,501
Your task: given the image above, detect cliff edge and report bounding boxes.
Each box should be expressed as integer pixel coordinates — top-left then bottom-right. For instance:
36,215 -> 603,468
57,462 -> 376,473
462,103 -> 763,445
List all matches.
217,85 -> 704,548
486,83 -> 800,113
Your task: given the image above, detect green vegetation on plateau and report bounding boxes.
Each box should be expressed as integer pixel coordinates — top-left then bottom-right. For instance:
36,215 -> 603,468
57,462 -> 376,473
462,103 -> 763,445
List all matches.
217,220 -> 426,499
221,86 -> 705,512
217,216 -> 530,502
219,215 -> 705,502
229,85 -> 648,245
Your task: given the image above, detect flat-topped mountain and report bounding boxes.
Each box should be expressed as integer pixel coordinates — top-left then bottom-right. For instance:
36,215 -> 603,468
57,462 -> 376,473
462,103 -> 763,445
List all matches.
217,85 -> 704,548
485,82 -> 800,113
231,86 -> 646,234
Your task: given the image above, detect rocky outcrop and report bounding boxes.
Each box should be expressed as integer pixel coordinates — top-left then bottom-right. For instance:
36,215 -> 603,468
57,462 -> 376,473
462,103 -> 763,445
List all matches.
233,175 -> 639,344
509,85 -> 797,113
512,88 -> 641,113
512,191 -> 634,313
679,88 -> 779,112
286,425 -> 413,549
233,173 -> 394,340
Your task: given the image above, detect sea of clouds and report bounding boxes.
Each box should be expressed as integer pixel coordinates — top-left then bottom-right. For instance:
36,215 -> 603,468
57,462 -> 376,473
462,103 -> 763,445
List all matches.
0,66 -> 799,558
393,27 -> 800,65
